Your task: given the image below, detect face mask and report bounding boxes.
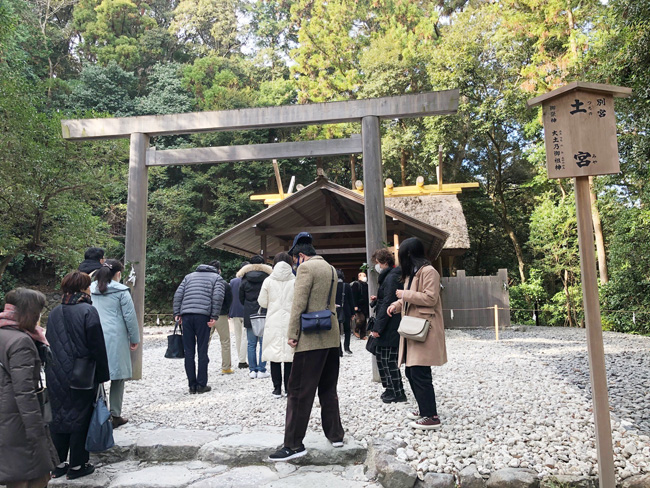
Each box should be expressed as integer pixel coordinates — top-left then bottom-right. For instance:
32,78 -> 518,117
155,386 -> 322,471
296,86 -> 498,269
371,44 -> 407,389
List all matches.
360,276 -> 367,282
375,264 -> 382,274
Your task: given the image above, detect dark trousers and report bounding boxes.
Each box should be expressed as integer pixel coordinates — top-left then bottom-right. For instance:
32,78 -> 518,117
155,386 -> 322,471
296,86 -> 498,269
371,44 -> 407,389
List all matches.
341,316 -> 351,351
376,346 -> 404,397
405,366 -> 438,418
284,347 -> 344,449
271,361 -> 292,392
52,429 -> 90,468
182,313 -> 211,388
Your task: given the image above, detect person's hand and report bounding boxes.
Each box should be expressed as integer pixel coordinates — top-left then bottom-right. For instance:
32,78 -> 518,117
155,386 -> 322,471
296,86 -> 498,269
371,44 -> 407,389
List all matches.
288,339 -> 298,348
395,290 -> 404,299
175,315 -> 182,324
370,295 -> 377,301
371,331 -> 380,338
207,319 -> 216,328
130,343 -> 139,351
387,305 -> 396,317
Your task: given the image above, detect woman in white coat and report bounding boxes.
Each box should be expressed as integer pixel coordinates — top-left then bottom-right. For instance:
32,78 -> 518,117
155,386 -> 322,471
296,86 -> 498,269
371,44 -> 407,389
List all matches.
258,252 -> 295,398
90,260 -> 140,428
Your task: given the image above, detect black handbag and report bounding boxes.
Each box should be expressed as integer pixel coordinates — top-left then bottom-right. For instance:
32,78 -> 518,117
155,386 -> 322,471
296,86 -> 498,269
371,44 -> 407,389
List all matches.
165,320 -> 185,358
61,307 -> 96,390
301,267 -> 336,332
365,317 -> 379,355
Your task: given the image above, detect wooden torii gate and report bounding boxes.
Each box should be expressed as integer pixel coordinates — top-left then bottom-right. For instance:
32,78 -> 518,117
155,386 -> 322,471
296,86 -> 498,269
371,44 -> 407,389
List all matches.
61,90 -> 460,379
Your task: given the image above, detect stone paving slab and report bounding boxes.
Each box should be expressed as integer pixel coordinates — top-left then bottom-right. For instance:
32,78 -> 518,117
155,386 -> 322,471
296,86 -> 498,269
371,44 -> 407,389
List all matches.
108,465 -> 203,488
187,466 -> 280,488
198,430 -> 365,466
262,471 -> 376,488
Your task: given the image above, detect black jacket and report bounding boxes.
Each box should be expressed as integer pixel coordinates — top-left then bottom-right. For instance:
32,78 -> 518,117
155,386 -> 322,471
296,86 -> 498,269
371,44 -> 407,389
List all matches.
78,259 -> 101,275
221,283 -> 233,316
351,279 -> 369,316
336,281 -> 354,323
45,302 -> 110,433
373,266 -> 403,348
237,263 -> 272,328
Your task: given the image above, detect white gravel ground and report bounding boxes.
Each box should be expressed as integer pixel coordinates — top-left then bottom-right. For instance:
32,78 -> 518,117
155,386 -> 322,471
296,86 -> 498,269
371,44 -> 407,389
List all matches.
119,326 -> 650,481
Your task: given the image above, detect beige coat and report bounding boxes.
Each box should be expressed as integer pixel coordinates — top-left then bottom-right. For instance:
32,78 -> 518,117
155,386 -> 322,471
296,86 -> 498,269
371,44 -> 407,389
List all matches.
288,256 -> 340,353
391,265 -> 447,367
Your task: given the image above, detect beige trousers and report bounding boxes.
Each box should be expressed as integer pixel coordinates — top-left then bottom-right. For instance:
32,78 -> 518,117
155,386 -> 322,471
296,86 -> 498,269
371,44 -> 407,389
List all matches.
209,315 -> 231,370
229,317 -> 248,364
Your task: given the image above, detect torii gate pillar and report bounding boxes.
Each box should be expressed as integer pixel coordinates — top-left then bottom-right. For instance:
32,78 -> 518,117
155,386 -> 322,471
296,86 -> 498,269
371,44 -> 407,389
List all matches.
125,133 -> 149,379
362,116 -> 387,298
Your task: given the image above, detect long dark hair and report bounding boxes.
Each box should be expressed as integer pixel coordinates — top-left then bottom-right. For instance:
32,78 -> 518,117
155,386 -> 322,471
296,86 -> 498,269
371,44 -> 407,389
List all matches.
4,288 -> 46,332
398,237 -> 431,282
95,259 -> 124,294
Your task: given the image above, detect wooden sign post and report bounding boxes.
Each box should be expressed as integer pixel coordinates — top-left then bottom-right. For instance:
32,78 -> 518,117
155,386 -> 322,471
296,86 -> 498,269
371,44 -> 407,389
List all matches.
528,82 -> 631,487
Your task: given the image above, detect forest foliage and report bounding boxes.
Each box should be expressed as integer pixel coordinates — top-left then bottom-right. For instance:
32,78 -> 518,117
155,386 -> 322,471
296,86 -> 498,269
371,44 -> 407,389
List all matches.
1,0 -> 649,333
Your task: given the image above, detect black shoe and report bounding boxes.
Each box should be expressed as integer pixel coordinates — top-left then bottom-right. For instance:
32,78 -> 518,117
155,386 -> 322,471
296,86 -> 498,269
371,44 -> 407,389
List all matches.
268,446 -> 307,462
111,416 -> 128,429
67,463 -> 95,480
382,393 -> 397,403
380,390 -> 390,400
52,463 -> 68,479
196,385 -> 212,394
272,387 -> 282,398
391,393 -> 408,403
345,349 -> 353,355
238,362 -> 248,369
189,386 -> 197,394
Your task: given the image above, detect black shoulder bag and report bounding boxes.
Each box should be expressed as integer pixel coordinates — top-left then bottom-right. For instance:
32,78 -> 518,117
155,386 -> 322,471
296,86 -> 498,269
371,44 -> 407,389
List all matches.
301,267 -> 336,332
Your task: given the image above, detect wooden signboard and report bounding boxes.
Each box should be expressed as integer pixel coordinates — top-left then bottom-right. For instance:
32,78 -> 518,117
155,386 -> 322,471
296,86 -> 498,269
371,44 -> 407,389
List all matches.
528,82 -> 632,179
528,81 -> 632,488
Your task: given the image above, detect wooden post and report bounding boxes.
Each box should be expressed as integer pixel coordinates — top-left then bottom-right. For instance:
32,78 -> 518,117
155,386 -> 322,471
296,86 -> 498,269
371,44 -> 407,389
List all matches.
494,305 -> 499,341
260,234 -> 267,261
362,116 -> 387,300
125,133 -> 149,380
437,144 -> 443,191
574,175 -> 616,487
350,154 -> 357,190
393,233 -> 400,265
272,159 -> 284,199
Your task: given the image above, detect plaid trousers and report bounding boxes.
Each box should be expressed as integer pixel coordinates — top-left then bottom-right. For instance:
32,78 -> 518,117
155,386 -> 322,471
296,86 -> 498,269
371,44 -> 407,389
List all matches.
375,345 -> 404,397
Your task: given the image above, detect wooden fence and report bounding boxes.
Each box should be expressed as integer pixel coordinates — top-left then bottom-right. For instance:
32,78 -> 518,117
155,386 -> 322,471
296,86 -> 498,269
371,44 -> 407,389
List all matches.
440,269 -> 510,329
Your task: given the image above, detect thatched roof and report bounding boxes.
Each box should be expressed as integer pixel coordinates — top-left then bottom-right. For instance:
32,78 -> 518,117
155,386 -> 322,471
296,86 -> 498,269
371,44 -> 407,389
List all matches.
385,195 -> 470,250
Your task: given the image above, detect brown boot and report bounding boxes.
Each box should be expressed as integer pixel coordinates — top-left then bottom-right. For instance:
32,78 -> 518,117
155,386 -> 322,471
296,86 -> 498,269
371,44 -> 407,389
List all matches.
111,416 -> 128,428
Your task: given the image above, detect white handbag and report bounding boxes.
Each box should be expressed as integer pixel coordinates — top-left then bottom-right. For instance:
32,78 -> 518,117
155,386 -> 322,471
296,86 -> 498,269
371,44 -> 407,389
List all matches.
397,273 -> 431,342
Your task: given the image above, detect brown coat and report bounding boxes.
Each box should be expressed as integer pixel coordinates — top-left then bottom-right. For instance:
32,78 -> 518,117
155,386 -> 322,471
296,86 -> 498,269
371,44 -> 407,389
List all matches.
0,327 -> 59,483
391,265 -> 447,367
288,255 -> 340,353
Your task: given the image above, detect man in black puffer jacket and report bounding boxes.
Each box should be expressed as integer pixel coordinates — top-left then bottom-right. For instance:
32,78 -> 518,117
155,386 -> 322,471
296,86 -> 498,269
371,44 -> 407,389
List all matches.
173,260 -> 226,394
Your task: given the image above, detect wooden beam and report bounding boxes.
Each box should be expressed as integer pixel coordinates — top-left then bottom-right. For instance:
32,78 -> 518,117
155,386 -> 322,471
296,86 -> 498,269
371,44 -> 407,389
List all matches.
62,90 -> 459,140
257,224 -> 367,236
318,247 -> 366,255
146,137 -> 363,166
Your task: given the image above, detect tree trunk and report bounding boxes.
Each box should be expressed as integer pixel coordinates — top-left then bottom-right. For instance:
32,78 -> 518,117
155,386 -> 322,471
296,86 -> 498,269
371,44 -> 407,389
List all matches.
563,269 -> 574,327
400,147 -> 408,187
0,254 -> 17,282
589,176 -> 609,283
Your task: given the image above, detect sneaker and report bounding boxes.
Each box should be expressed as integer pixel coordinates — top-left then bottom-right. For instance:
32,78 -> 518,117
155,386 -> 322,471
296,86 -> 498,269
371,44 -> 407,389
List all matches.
257,371 -> 271,379
272,387 -> 282,398
406,410 -> 421,420
345,349 -> 353,355
331,440 -> 344,448
196,385 -> 212,394
222,368 -> 234,374
111,416 -> 128,428
268,446 -> 307,462
409,416 -> 441,430
238,362 -> 249,369
382,393 -> 397,404
380,390 -> 390,400
67,463 -> 95,480
52,463 -> 68,479
249,371 -> 258,379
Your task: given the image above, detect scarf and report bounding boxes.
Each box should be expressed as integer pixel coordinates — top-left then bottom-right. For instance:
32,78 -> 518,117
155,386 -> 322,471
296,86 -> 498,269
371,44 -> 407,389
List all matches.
62,292 -> 92,305
0,303 -> 49,346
